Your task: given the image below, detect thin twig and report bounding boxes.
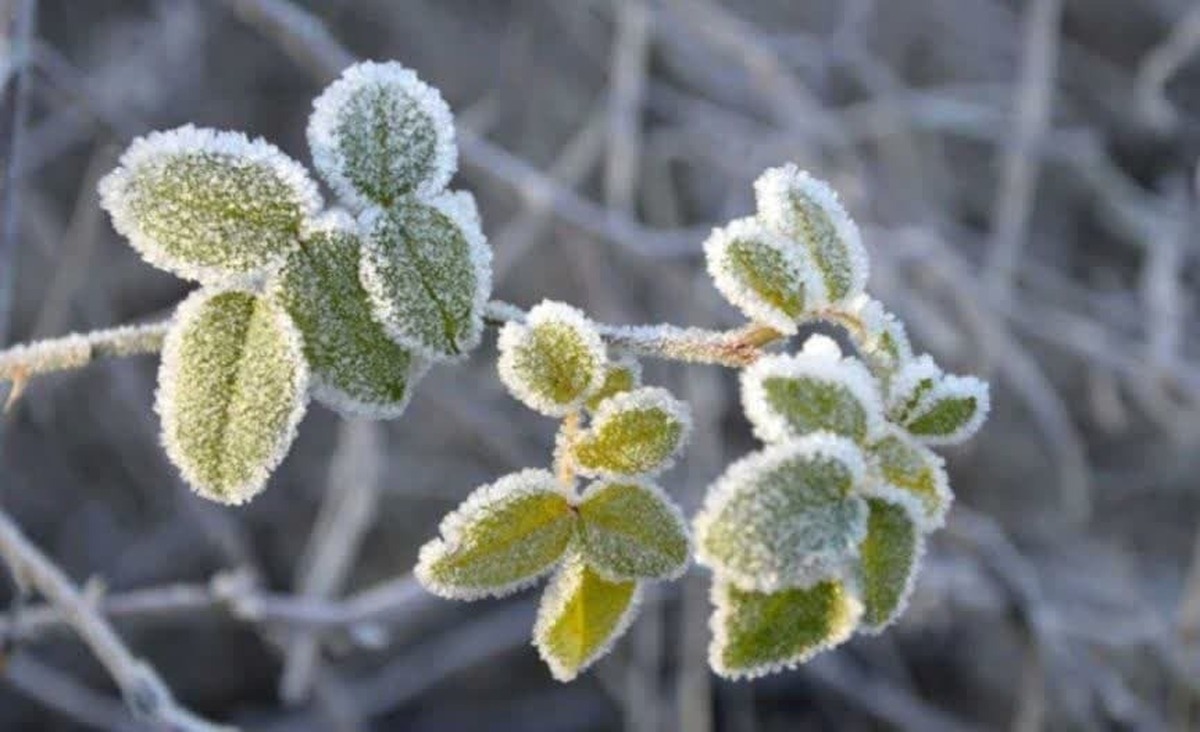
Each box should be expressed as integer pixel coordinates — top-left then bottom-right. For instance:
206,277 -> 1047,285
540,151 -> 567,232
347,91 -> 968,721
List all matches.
1135,3 -> 1200,132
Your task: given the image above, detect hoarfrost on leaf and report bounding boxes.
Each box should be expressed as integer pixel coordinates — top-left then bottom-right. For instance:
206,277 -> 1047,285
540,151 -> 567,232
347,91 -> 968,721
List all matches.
268,211 -> 425,418
360,191 -> 491,360
99,125 -> 321,284
886,355 -> 943,421
497,301 -> 606,416
693,435 -> 869,593
584,358 -> 642,413
533,553 -> 642,682
415,469 -> 575,599
867,427 -> 952,530
901,374 -> 991,446
156,288 -> 309,505
572,387 -> 692,479
307,60 -> 456,209
856,497 -> 923,633
576,480 -> 690,581
845,295 -> 913,374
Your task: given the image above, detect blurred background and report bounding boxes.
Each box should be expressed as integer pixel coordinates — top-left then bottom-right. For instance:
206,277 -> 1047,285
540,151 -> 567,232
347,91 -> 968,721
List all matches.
1,0 -> 1199,729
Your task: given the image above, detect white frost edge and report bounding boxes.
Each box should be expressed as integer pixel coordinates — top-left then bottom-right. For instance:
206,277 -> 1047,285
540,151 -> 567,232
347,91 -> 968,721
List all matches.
847,295 -> 913,370
155,286 -> 311,505
307,60 -> 457,210
576,479 -> 692,583
497,300 -> 606,417
414,469 -> 573,601
707,574 -> 862,680
905,373 -> 991,447
358,189 -> 492,362
573,386 -> 694,480
692,433 -> 869,593
98,124 -> 321,285
587,355 -> 644,413
849,491 -> 928,635
703,216 -> 828,333
885,354 -> 942,416
741,334 -> 885,444
533,553 -> 645,682
865,426 -> 953,532
753,164 -> 868,304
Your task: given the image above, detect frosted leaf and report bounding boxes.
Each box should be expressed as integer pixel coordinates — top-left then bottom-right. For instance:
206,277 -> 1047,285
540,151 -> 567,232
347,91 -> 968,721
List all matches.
416,469 -> 575,600
156,288 -> 309,504
534,552 -> 642,682
572,387 -> 692,479
576,480 -> 690,581
307,60 -> 456,209
704,217 -> 826,333
885,355 -> 942,422
99,125 -> 320,284
584,358 -> 642,413
268,211 -> 425,418
693,435 -> 869,593
360,191 -> 492,360
867,427 -> 952,530
901,374 -> 991,446
856,497 -> 924,633
741,335 -> 884,444
753,164 -> 867,303
497,301 -> 606,416
708,577 -> 860,680
846,296 -> 913,373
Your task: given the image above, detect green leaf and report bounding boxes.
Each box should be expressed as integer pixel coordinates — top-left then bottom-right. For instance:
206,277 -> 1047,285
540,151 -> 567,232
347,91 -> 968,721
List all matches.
754,164 -> 867,303
416,470 -> 575,599
693,435 -> 868,592
572,387 -> 691,478
268,212 -> 423,418
868,428 -> 951,529
534,554 -> 641,681
857,498 -> 923,633
709,578 -> 860,679
704,217 -> 825,334
577,481 -> 689,581
308,61 -> 456,209
584,359 -> 641,413
360,192 -> 491,360
497,301 -> 606,416
157,289 -> 309,504
886,355 -> 941,423
902,375 -> 990,446
99,125 -> 320,283
742,335 -> 882,444
850,297 -> 913,375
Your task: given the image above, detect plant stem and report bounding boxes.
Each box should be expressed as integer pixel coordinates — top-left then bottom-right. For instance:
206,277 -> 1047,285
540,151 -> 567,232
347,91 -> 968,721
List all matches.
554,411 -> 582,489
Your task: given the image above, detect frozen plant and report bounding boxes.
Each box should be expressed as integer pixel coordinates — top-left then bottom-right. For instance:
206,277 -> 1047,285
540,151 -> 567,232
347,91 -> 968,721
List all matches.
0,60 -> 990,688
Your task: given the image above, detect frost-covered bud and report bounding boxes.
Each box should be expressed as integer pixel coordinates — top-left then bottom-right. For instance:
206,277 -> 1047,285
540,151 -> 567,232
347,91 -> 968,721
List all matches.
741,335 -> 884,444
99,125 -> 321,284
693,434 -> 869,593
360,191 -> 491,360
754,164 -> 867,304
572,387 -> 692,479
708,577 -> 860,680
268,211 -> 425,418
888,357 -> 990,445
584,358 -> 642,413
534,552 -> 642,682
704,217 -> 826,333
416,469 -> 575,599
308,61 -> 456,209
867,427 -> 952,530
497,301 -> 606,417
856,497 -> 923,633
156,288 -> 309,504
847,296 -> 913,374
576,480 -> 689,581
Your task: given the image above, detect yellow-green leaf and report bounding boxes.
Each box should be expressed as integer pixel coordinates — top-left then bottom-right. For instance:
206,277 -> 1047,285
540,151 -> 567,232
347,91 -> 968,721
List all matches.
869,428 -> 951,529
584,359 -> 641,413
157,289 -> 309,504
709,578 -> 860,679
572,387 -> 691,478
858,498 -> 922,633
902,374 -> 990,446
497,301 -> 606,416
577,481 -> 689,581
416,470 -> 575,599
534,555 -> 641,681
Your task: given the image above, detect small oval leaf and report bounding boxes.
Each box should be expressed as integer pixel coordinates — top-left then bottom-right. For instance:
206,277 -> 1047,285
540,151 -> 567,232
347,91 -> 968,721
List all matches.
885,355 -> 942,423
572,387 -> 692,479
360,192 -> 491,360
693,435 -> 868,593
534,554 -> 641,682
577,480 -> 690,581
157,289 -> 309,504
857,497 -> 923,633
741,335 -> 883,444
848,296 -> 913,374
269,212 -> 424,418
308,61 -> 456,209
497,301 -> 606,416
868,428 -> 952,530
99,125 -> 320,283
709,577 -> 861,680
902,374 -> 990,446
416,469 -> 575,599
754,164 -> 867,303
584,358 -> 642,413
